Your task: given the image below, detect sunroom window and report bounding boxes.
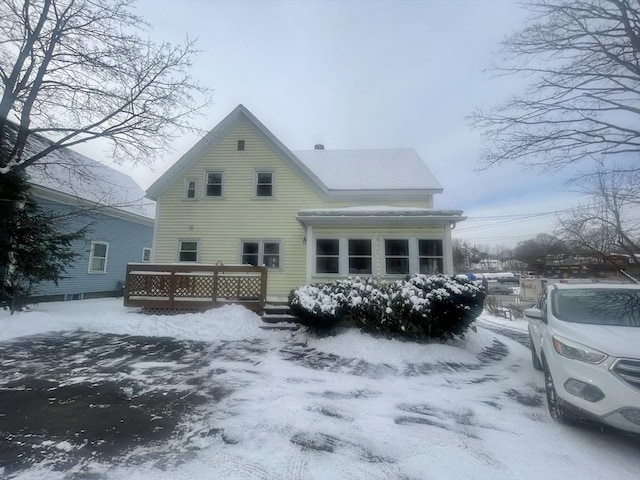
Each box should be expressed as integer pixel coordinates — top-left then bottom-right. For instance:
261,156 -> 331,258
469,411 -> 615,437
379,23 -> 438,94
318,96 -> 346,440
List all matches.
316,239 -> 339,274
419,239 -> 443,274
348,239 -> 372,274
385,239 -> 410,275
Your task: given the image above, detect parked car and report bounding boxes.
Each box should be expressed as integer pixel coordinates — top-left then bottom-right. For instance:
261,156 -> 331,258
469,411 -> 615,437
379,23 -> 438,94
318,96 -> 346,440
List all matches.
525,283 -> 640,433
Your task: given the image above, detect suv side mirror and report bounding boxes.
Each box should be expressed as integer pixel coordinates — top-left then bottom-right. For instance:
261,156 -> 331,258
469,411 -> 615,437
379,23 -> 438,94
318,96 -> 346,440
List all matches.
524,307 -> 546,323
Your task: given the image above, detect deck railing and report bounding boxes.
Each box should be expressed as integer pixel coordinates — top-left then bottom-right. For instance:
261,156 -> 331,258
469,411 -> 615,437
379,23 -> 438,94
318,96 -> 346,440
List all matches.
123,263 -> 268,313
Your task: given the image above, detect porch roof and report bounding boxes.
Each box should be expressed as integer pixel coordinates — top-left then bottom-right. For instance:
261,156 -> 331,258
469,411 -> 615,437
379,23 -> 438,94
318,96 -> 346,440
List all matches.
296,206 -> 466,228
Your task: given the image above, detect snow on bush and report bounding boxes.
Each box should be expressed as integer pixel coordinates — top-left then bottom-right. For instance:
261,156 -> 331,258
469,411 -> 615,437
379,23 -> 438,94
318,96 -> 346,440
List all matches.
289,274 -> 485,341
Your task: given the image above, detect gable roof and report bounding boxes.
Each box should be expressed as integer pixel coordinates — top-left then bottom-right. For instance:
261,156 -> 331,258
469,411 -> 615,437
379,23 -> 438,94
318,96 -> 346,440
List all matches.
293,148 -> 442,191
146,104 -> 444,201
146,104 -> 326,200
10,124 -> 155,221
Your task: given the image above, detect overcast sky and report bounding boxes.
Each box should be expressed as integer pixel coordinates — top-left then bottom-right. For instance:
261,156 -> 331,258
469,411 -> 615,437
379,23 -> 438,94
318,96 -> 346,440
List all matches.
103,0 -> 595,249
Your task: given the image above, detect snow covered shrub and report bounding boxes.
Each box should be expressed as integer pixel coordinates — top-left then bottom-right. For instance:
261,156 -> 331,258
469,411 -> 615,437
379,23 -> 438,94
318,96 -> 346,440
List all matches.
403,274 -> 485,339
289,274 -> 485,340
288,282 -> 349,329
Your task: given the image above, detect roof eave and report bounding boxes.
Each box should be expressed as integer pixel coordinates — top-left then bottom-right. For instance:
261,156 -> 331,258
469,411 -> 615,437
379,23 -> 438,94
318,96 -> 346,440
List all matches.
30,184 -> 155,226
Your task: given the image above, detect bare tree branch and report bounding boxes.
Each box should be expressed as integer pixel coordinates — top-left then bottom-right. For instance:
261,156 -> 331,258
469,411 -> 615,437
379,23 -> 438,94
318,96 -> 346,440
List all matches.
0,0 -> 213,175
469,0 -> 640,172
556,165 -> 640,280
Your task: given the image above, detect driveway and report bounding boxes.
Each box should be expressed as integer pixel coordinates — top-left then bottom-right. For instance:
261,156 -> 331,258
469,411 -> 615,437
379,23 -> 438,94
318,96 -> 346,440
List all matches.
1,320 -> 638,479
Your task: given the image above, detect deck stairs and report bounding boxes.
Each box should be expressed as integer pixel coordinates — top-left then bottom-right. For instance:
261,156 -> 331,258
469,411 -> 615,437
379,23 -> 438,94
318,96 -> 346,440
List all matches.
259,300 -> 300,330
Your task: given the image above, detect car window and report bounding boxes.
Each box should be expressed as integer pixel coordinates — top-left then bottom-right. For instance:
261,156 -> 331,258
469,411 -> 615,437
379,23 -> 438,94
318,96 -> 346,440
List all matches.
551,289 -> 640,326
537,289 -> 547,312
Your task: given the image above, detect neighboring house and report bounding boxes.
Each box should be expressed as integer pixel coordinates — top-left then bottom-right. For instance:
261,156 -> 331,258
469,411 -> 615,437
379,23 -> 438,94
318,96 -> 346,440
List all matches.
20,133 -> 155,302
146,104 -> 465,298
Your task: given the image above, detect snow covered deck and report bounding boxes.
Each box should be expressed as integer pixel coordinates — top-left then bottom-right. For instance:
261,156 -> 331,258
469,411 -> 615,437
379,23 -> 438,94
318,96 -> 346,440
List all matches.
123,263 -> 268,313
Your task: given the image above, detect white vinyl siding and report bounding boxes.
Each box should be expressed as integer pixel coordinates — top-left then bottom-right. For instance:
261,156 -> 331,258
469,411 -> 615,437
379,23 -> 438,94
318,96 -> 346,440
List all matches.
88,241 -> 109,273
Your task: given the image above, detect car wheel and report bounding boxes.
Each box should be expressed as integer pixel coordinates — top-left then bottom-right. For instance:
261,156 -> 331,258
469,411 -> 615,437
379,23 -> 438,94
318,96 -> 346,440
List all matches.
530,335 -> 543,371
543,363 -> 574,422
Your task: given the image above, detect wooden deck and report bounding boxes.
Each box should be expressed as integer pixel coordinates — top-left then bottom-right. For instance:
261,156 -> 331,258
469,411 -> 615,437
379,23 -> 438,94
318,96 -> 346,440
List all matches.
123,263 -> 268,314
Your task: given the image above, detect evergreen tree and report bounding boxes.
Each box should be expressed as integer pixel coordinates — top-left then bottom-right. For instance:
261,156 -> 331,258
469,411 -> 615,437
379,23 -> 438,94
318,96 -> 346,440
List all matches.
0,172 -> 87,313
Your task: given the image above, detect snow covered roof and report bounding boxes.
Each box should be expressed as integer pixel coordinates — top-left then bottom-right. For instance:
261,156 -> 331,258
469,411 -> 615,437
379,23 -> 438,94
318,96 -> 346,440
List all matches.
293,149 -> 443,191
297,205 -> 465,227
14,127 -> 155,221
146,105 -> 444,201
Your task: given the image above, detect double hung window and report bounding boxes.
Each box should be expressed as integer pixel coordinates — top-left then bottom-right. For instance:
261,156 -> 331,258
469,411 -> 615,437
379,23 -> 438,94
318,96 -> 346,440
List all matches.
316,239 -> 340,274
185,179 -> 197,199
255,171 -> 274,197
242,240 -> 281,268
178,241 -> 198,262
89,241 -> 109,273
419,240 -> 443,274
384,239 -> 410,275
348,239 -> 372,274
205,171 -> 223,197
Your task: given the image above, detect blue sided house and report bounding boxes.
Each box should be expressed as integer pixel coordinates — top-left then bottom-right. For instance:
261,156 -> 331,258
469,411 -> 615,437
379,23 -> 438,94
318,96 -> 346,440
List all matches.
23,136 -> 154,302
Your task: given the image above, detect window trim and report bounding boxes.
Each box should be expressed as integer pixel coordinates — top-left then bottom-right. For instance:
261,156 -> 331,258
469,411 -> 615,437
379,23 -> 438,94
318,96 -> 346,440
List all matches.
142,247 -> 152,263
177,239 -> 199,263
204,170 -> 225,199
253,170 -> 275,199
240,239 -> 282,269
88,241 -> 109,274
184,177 -> 198,200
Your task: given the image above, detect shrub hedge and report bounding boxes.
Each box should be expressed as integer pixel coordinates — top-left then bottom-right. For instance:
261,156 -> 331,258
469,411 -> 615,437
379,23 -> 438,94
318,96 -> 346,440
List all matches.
289,274 -> 485,341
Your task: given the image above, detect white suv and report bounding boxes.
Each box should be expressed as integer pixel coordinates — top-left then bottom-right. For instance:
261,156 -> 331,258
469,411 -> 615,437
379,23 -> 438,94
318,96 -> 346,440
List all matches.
525,283 -> 640,433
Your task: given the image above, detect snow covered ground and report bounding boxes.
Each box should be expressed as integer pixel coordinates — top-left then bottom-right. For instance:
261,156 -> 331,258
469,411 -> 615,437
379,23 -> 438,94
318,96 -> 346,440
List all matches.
1,299 -> 639,479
